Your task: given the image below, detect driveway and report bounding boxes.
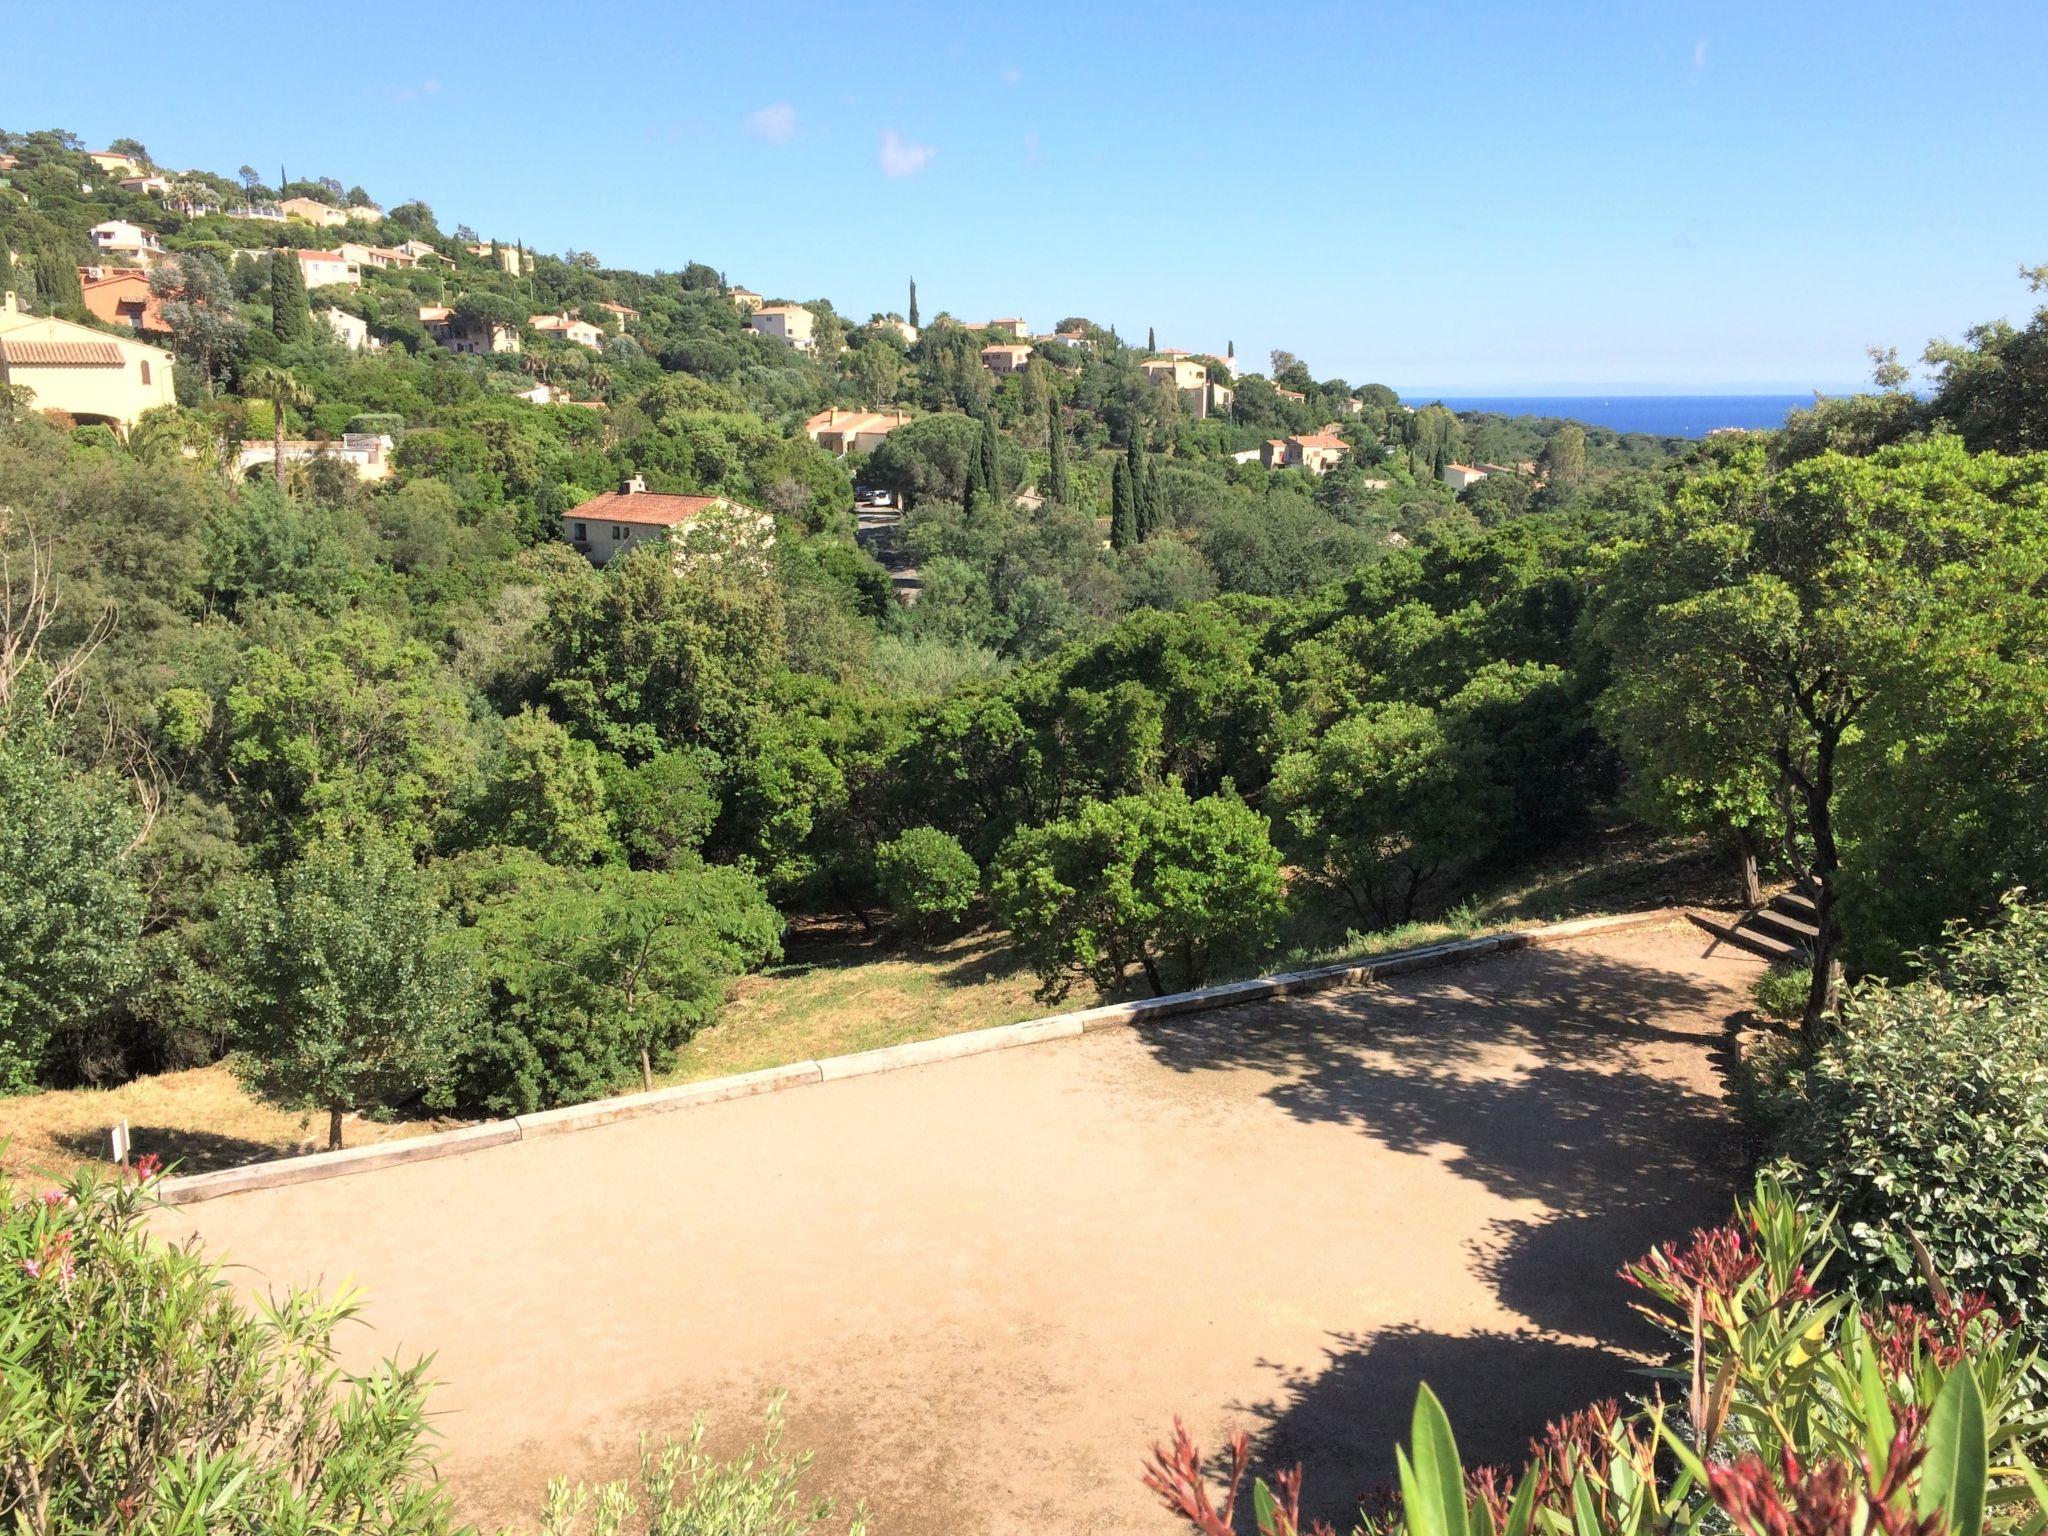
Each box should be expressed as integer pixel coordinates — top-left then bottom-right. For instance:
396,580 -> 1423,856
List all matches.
169,924 -> 1758,1533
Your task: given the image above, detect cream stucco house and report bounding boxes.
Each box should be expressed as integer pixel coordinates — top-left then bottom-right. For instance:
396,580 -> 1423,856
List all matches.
1441,463 -> 1489,491
295,249 -> 361,290
280,196 -> 349,228
748,303 -> 815,351
802,408 -> 911,456
88,220 -> 163,264
530,313 -> 604,349
0,291 -> 175,432
979,342 -> 1033,375
1260,432 -> 1351,475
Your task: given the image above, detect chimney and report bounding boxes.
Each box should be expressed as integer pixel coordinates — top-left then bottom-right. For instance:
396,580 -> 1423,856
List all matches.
620,475 -> 647,495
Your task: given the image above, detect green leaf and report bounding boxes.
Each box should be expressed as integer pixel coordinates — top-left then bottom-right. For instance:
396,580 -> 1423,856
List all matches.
1399,1385 -> 1470,1536
1501,1464 -> 1541,1536
1919,1362 -> 1988,1536
1570,1472 -> 1602,1536
1254,1479 -> 1279,1534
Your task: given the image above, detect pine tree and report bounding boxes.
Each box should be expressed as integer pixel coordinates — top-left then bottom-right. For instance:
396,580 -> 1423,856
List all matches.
908,277 -> 919,330
978,412 -> 1002,502
270,247 -> 309,341
1109,458 -> 1137,550
1045,396 -> 1069,506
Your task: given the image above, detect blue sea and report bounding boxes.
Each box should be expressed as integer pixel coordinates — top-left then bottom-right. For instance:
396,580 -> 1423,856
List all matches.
1401,394 -> 1817,439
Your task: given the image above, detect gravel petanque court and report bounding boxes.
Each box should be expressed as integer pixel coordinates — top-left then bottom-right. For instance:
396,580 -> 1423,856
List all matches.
169,923 -> 1759,1534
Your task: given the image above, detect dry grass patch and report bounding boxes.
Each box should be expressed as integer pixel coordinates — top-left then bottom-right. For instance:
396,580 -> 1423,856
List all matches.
0,1064 -> 460,1186
666,922 -> 1101,1084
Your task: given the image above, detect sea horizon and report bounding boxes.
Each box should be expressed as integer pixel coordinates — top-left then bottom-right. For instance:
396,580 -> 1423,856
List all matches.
1393,391 -> 1853,438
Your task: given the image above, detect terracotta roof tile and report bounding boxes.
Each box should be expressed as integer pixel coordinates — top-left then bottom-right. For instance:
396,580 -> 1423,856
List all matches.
565,490 -> 730,528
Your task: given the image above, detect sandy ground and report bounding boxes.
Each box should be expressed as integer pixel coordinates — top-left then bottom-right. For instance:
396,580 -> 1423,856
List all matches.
167,924 -> 1759,1534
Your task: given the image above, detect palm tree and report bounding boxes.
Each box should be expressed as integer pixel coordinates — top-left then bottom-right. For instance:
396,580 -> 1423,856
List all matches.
243,364 -> 312,491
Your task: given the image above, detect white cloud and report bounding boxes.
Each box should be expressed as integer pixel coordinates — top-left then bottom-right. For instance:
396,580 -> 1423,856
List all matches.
745,103 -> 798,145
878,129 -> 937,179
1693,38 -> 1709,69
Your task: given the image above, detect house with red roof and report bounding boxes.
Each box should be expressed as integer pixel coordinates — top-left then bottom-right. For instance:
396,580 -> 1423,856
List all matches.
562,478 -> 768,566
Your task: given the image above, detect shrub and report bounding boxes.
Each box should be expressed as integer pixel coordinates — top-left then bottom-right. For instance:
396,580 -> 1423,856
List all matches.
0,1166 -> 460,1532
1750,963 -> 1810,1022
449,853 -> 783,1115
1145,1179 -> 2048,1536
1772,894 -> 2048,1343
991,783 -> 1283,1001
875,827 -> 979,936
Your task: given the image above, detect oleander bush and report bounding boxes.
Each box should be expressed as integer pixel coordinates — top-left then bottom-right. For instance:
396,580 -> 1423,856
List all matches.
1145,1179 -> 2048,1536
0,1169 -> 864,1535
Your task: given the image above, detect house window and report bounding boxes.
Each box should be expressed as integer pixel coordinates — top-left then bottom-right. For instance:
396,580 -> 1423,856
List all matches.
138,361 -> 150,384
573,522 -> 587,541
611,525 -> 624,541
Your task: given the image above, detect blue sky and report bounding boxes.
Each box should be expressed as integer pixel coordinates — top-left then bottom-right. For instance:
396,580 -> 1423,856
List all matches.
13,0 -> 2046,390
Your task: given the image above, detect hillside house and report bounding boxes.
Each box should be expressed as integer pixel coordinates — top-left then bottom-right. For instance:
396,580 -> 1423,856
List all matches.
748,303 -> 815,351
1441,463 -> 1488,491
728,287 -> 763,313
562,479 -> 767,567
530,313 -> 604,349
295,249 -> 361,290
393,239 -> 452,265
225,204 -> 285,222
337,241 -> 415,270
280,196 -> 348,227
419,305 -> 521,354
1260,432 -> 1351,475
466,242 -> 532,276
235,432 -> 393,483
596,301 -> 638,326
1336,396 -> 1365,416
117,173 -> 170,197
1140,354 -> 1233,419
77,267 -> 166,332
876,316 -> 917,344
0,291 -> 175,432
980,341 -> 1033,375
344,203 -> 383,223
984,317 -> 1030,339
803,408 -> 911,456
324,306 -> 374,350
88,151 -> 145,177
1275,386 -> 1306,404
88,220 -> 162,263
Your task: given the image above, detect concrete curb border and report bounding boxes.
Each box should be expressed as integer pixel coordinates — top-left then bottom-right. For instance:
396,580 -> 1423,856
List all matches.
158,908 -> 1681,1206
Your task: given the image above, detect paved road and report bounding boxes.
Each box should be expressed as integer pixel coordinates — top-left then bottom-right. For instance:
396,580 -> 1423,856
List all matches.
855,508 -> 921,603
170,925 -> 1757,1534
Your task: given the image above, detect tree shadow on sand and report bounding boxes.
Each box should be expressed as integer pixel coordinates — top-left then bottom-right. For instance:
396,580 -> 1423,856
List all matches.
1133,941 -> 1747,1530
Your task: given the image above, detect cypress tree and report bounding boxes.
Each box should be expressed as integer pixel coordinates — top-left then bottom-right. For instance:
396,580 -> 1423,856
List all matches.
1147,325 -> 1155,352
270,247 -> 309,341
0,245 -> 12,299
1141,455 -> 1165,541
1125,432 -> 1143,506
908,277 -> 919,329
978,412 -> 1002,502
1045,396 -> 1069,506
1109,458 -> 1137,550
38,247 -> 81,308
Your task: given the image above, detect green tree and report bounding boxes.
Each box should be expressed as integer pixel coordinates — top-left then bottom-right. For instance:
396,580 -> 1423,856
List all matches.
602,747 -> 722,870
1045,394 -> 1070,505
148,253 -> 244,396
1594,437 -> 2048,1026
908,275 -> 919,329
1269,701 -> 1500,927
1109,456 -> 1137,551
977,411 -> 1002,504
224,836 -> 479,1148
991,783 -> 1283,1000
0,716 -> 142,1093
451,855 -> 781,1109
1139,453 -> 1164,541
268,246 -> 309,342
477,706 -> 614,864
1535,423 -> 1589,506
